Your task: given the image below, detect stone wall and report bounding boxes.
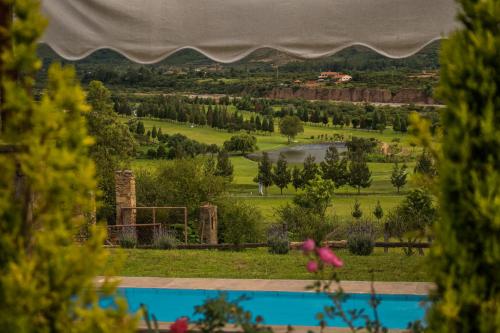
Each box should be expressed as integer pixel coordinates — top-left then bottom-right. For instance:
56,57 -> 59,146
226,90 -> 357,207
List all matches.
115,170 -> 136,225
267,87 -> 437,105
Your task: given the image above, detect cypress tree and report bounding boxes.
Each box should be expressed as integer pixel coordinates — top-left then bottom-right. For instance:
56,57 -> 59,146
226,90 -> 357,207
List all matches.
0,1 -> 135,330
272,153 -> 291,195
254,152 -> 273,195
291,166 -> 303,191
425,0 -> 500,331
151,126 -> 157,139
215,150 -> 234,182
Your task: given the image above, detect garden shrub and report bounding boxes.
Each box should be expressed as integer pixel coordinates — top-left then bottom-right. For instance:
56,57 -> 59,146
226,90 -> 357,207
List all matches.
267,224 -> 290,255
118,229 -> 138,249
277,204 -> 338,243
217,200 -> 262,248
153,229 -> 178,250
347,221 -> 375,256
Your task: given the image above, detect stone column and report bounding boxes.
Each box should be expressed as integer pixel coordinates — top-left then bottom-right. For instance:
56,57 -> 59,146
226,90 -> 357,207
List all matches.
199,203 -> 218,245
115,170 -> 136,225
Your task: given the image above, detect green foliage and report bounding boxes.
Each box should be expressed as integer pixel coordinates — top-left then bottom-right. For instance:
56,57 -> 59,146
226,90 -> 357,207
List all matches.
214,150 -> 234,182
293,176 -> 335,216
254,152 -> 273,193
390,163 -> 408,193
386,190 -> 436,255
347,221 -> 376,256
348,153 -> 372,194
118,229 -> 138,249
217,200 -> 262,247
223,133 -> 258,155
373,201 -> 384,221
267,224 -> 290,255
279,115 -> 304,143
86,80 -> 137,223
351,200 -> 363,220
302,154 -> 320,186
135,158 -> 226,214
320,145 -> 349,188
152,229 -> 179,250
425,0 -> 500,330
414,149 -> 437,177
291,166 -> 303,191
194,293 -> 272,333
0,1 -> 136,331
272,153 -> 291,195
277,204 -> 336,243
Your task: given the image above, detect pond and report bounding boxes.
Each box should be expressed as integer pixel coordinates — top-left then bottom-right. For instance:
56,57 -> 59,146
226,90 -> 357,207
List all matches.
247,143 -> 347,164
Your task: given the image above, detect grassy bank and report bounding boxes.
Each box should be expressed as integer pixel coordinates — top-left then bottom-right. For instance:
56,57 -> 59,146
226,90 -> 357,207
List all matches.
108,248 -> 430,282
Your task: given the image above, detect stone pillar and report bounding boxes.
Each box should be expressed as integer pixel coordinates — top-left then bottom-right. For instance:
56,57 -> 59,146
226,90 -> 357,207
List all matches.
115,170 -> 136,225
199,203 -> 218,245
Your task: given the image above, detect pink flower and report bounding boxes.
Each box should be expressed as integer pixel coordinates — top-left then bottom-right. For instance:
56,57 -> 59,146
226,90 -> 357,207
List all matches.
302,239 -> 316,253
317,247 -> 343,267
170,317 -> 189,333
306,260 -> 319,273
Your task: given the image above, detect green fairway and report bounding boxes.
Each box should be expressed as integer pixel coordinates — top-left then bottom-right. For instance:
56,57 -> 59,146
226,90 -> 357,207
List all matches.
128,117 -> 416,225
108,248 -> 430,282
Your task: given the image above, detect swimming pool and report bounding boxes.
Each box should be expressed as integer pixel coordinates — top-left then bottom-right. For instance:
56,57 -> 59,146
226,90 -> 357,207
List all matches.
112,288 -> 427,329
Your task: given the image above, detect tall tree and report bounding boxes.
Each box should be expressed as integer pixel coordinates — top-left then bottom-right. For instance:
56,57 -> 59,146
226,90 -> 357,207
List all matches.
390,163 -> 408,193
425,0 -> 500,330
302,154 -> 320,186
254,152 -> 273,195
320,145 -> 349,188
0,1 -> 135,330
272,153 -> 291,195
348,153 -> 372,194
223,134 -> 258,155
279,115 -> 304,143
215,150 -> 234,182
86,81 -> 137,223
291,166 -> 303,191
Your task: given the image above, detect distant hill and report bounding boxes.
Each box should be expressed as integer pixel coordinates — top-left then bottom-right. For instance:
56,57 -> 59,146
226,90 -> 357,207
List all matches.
37,41 -> 440,72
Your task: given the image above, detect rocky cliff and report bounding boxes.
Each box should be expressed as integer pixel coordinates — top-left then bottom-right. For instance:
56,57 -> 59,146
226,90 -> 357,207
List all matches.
267,87 -> 437,104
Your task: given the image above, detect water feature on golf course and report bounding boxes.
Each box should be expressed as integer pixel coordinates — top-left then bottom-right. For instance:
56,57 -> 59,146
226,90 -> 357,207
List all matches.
247,142 -> 347,164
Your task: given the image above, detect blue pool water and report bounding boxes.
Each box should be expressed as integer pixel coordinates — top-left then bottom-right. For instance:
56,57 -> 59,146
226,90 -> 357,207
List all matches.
108,288 -> 428,329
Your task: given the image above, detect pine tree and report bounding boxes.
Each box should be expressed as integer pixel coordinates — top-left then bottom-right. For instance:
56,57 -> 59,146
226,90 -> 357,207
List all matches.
390,163 -> 408,193
291,166 -> 303,191
392,115 -> 401,132
0,1 -> 136,330
351,200 -> 363,220
302,154 -> 320,186
215,150 -> 234,182
424,0 -> 500,330
268,117 -> 275,133
136,121 -> 145,135
320,145 -> 349,188
151,125 -> 157,139
272,153 -> 291,195
348,153 -> 372,194
373,200 -> 384,222
254,152 -> 273,195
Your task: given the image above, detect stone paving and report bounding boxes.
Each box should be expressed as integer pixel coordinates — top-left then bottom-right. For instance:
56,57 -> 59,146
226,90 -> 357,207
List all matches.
98,276 -> 433,295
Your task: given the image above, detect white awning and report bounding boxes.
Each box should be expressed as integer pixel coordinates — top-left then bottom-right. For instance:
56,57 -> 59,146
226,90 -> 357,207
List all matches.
40,0 -> 458,64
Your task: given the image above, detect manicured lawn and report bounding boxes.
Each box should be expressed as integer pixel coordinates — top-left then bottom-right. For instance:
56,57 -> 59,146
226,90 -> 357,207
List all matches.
108,248 -> 430,282
127,117 -> 417,224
